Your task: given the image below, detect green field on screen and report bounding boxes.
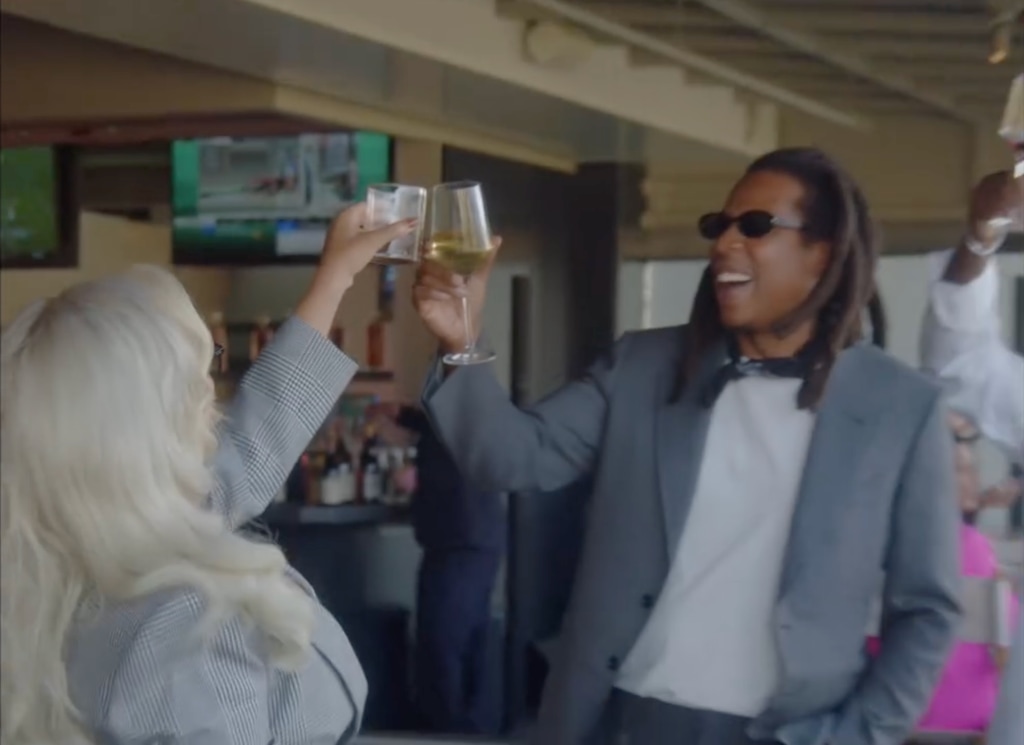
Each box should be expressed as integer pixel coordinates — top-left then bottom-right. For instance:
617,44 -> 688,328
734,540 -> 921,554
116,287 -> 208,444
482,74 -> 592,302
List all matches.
0,147 -> 59,258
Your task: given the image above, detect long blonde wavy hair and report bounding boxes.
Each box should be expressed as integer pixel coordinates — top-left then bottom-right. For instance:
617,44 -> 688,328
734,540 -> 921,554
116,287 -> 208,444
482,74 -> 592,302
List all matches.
0,266 -> 314,744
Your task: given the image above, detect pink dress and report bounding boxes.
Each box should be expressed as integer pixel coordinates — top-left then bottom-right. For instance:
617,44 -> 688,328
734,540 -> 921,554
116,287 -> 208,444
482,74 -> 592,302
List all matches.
867,524 -> 1019,732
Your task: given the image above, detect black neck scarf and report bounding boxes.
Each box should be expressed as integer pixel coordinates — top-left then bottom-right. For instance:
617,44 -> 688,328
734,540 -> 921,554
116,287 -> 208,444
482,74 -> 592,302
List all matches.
700,336 -> 818,408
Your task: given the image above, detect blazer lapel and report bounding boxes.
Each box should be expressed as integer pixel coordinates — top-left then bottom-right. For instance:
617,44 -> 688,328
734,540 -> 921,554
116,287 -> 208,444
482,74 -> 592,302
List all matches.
655,338 -> 727,555
778,346 -> 879,597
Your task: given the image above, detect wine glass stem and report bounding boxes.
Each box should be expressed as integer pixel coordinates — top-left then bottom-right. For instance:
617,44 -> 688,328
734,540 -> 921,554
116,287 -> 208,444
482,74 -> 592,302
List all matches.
460,292 -> 475,353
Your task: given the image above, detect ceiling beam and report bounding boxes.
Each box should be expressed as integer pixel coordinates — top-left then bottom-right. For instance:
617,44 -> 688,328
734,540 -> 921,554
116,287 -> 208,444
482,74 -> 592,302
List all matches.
679,34 -> 1010,62
667,56 -> 1016,83
500,2 -> 721,28
990,0 -> 1024,26
786,80 -> 1009,100
770,10 -> 989,36
570,3 -> 992,36
503,0 -> 870,129
759,0 -> 981,9
684,0 -> 974,122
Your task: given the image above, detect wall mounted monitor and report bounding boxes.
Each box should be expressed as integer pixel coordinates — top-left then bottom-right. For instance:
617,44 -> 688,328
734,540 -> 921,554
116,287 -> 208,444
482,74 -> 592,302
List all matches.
0,145 -> 78,268
171,130 -> 391,265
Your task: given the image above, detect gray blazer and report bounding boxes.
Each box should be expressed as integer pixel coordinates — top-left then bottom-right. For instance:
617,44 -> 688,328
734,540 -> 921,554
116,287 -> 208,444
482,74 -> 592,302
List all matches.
988,610 -> 1024,745
66,318 -> 366,745
423,325 -> 961,745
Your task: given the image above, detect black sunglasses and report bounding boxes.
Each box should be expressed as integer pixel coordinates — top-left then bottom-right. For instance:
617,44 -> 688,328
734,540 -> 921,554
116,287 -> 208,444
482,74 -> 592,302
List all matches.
698,210 -> 803,241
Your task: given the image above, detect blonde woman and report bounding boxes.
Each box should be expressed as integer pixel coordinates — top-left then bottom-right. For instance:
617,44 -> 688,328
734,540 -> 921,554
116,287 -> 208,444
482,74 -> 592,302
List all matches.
0,205 -> 416,745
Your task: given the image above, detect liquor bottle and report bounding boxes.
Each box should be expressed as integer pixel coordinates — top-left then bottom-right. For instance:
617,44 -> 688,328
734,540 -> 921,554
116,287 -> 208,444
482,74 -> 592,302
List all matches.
336,462 -> 357,505
359,425 -> 383,503
366,313 -> 390,371
375,448 -> 392,502
322,419 -> 357,505
366,265 -> 396,371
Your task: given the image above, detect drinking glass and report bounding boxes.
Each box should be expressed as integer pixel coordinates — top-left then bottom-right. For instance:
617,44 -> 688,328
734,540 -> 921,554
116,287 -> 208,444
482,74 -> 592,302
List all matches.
425,181 -> 496,366
365,183 -> 427,265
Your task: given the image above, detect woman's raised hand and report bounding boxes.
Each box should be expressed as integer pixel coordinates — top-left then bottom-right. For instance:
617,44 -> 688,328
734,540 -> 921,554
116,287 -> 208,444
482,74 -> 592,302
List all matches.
296,204 -> 417,336
320,203 -> 418,287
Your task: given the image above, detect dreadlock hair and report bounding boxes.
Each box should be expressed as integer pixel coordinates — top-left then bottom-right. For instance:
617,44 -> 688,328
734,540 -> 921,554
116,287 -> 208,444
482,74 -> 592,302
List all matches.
682,147 -> 882,410
866,289 -> 887,349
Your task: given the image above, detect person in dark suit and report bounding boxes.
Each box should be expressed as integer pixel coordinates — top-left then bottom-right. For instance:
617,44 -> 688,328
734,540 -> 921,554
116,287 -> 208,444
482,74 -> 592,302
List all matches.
412,147 -> 961,745
372,403 -> 506,733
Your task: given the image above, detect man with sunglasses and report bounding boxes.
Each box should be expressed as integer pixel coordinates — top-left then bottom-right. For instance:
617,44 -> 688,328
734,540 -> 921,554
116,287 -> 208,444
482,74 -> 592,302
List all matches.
921,171 -> 1023,745
414,148 -> 960,745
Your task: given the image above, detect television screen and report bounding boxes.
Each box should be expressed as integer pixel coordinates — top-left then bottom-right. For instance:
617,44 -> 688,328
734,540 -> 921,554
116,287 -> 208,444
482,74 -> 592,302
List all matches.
171,130 -> 391,265
0,146 -> 71,266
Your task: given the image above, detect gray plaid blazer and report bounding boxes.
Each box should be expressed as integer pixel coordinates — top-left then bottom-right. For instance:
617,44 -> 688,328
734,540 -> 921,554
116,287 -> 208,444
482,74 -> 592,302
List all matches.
65,318 -> 365,745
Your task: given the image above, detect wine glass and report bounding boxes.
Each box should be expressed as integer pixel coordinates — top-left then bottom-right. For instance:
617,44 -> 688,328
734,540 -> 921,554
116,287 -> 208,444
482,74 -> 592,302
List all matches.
425,181 -> 496,366
365,183 -> 427,265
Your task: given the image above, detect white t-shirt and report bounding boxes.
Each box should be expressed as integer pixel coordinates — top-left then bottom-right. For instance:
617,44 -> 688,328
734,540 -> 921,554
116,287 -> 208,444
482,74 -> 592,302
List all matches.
616,376 -> 815,716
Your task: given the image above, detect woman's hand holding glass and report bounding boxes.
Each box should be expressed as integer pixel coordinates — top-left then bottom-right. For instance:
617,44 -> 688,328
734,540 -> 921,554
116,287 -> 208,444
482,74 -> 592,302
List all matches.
297,180 -> 503,364
296,203 -> 417,337
321,202 -> 419,286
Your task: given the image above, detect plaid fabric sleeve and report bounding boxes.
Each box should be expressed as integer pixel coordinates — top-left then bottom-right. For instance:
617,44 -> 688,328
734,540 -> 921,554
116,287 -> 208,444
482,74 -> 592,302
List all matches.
209,317 -> 358,528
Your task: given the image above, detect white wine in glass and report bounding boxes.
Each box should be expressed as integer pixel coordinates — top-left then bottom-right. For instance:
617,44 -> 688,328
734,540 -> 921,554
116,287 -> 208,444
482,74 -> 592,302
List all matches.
426,181 -> 496,366
425,232 -> 493,275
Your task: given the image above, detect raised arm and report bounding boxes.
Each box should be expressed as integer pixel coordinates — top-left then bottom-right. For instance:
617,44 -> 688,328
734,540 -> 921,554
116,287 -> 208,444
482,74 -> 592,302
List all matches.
831,392 -> 962,745
413,240 -> 623,494
920,172 -> 1024,464
988,612 -> 1024,745
208,204 -> 418,528
422,337 -> 624,494
209,319 -> 358,527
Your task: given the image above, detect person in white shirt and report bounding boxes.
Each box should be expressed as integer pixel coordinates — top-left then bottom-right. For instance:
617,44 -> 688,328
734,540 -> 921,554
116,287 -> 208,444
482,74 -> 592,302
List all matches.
920,170 -> 1023,745
920,171 -> 1023,467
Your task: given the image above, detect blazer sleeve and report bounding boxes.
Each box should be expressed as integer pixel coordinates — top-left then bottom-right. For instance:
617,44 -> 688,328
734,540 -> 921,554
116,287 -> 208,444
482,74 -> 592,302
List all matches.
988,611 -> 1024,745
831,391 -> 962,745
283,565 -> 368,733
209,317 -> 358,528
421,334 -> 631,494
99,596 -> 274,745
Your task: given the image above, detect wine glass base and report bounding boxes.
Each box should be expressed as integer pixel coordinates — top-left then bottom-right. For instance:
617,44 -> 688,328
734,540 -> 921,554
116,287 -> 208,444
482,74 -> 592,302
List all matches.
443,350 -> 497,366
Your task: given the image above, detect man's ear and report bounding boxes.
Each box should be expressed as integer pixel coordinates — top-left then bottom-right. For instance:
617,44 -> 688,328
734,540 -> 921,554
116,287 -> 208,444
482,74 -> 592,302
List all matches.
807,240 -> 832,277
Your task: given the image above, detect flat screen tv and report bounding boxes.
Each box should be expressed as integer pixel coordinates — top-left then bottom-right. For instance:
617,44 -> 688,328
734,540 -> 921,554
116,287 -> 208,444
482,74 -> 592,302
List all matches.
0,146 -> 77,268
171,130 -> 391,265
